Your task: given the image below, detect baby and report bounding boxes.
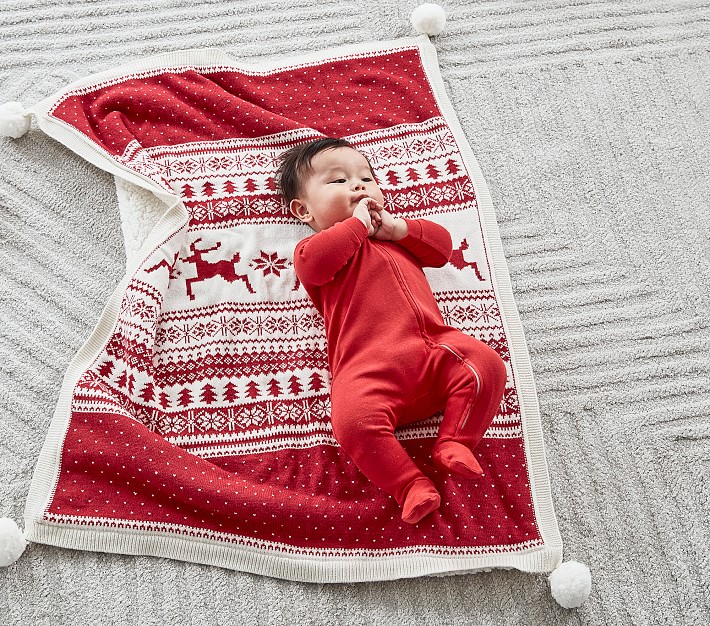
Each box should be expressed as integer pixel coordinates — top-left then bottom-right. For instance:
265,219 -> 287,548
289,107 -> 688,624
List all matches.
279,138 -> 507,524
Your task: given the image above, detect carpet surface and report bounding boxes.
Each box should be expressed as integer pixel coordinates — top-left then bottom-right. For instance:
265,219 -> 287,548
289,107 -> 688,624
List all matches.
1,1 -> 708,624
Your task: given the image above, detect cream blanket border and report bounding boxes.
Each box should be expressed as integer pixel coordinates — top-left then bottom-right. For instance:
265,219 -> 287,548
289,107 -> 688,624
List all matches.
23,35 -> 563,583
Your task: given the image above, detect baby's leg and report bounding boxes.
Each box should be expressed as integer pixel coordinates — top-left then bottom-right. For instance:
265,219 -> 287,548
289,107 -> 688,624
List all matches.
330,377 -> 440,524
431,334 -> 507,478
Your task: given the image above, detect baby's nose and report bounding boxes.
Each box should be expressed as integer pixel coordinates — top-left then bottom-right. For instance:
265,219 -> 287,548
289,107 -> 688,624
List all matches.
352,181 -> 366,190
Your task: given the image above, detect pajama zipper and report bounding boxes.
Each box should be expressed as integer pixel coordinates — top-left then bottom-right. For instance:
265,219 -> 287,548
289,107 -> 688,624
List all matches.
379,246 -> 427,337
378,245 -> 481,432
438,343 -> 481,433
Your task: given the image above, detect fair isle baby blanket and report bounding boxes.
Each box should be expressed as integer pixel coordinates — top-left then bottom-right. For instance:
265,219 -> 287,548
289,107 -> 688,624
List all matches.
23,35 -> 562,582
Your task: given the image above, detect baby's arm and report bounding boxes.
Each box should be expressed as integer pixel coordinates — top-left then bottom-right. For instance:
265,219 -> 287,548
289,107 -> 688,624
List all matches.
367,202 -> 451,267
293,217 -> 369,286
395,218 -> 453,267
368,207 -> 452,267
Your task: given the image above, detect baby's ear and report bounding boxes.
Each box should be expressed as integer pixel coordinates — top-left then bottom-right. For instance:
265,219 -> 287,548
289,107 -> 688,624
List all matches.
289,199 -> 312,224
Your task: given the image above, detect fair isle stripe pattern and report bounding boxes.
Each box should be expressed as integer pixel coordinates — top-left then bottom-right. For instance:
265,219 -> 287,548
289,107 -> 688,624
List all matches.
68,117 -> 520,451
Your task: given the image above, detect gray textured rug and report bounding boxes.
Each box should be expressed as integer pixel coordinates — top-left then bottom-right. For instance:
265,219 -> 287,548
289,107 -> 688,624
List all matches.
1,1 -> 708,624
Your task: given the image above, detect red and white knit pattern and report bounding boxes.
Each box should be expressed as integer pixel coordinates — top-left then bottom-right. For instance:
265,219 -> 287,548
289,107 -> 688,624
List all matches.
25,38 -> 559,581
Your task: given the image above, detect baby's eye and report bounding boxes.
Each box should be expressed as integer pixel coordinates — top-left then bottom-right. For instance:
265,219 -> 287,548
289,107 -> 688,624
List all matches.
329,179 -> 346,184
362,177 -> 373,182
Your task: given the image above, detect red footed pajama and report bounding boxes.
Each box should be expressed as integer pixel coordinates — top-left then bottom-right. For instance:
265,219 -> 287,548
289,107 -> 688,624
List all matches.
294,216 -> 507,524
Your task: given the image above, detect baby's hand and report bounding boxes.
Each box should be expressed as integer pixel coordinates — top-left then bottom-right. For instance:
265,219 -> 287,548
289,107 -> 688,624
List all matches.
371,205 -> 408,241
353,198 -> 377,237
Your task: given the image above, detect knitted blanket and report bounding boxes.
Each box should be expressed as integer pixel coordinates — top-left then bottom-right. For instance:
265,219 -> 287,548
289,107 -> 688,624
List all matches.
23,35 -> 562,582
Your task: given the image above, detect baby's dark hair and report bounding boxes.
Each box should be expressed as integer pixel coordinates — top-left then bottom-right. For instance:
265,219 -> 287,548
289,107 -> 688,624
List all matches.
277,137 -> 373,205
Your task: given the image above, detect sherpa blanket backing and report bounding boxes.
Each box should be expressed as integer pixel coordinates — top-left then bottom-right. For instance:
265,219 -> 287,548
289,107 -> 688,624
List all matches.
24,35 -> 562,582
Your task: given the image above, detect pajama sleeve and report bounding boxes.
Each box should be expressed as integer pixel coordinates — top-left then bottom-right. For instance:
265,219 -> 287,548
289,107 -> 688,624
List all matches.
293,217 -> 369,286
395,218 -> 453,268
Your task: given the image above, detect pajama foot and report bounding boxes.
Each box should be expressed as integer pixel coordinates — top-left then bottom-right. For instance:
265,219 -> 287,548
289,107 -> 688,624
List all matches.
401,479 -> 441,524
432,441 -> 484,478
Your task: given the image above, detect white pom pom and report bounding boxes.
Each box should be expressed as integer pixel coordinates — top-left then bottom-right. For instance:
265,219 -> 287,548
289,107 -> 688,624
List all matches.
0,517 -> 27,566
549,560 -> 592,609
411,3 -> 447,36
0,101 -> 31,139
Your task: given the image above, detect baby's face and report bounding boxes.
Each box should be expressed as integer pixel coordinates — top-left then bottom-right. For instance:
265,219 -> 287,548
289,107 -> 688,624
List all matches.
289,147 -> 385,232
